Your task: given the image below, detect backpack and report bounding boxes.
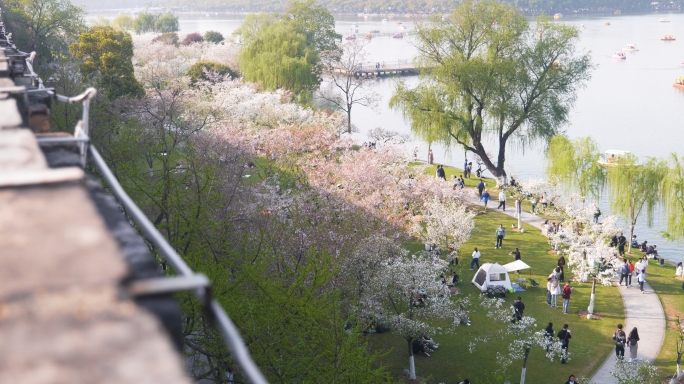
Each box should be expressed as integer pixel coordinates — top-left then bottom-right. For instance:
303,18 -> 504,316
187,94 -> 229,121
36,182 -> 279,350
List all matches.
613,331 -> 625,346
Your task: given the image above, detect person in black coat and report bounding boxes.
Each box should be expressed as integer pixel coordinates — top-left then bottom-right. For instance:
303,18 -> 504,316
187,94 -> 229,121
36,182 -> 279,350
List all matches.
512,297 -> 525,322
558,324 -> 572,364
565,374 -> 577,384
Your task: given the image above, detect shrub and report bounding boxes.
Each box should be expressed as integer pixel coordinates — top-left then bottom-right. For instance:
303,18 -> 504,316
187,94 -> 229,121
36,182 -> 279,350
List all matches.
187,61 -> 237,83
204,30 -> 224,44
152,32 -> 179,46
181,32 -> 204,46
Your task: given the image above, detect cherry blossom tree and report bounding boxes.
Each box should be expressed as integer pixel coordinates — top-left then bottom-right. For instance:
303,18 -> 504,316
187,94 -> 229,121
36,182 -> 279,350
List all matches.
414,197 -> 475,259
361,253 -> 470,380
471,298 -> 566,384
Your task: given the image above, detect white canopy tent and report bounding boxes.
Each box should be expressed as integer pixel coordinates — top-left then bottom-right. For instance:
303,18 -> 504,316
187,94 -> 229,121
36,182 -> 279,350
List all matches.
471,262 -> 512,293
503,260 -> 531,273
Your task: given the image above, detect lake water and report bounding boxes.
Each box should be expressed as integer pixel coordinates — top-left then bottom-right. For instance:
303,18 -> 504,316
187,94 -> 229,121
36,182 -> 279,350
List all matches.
88,12 -> 684,262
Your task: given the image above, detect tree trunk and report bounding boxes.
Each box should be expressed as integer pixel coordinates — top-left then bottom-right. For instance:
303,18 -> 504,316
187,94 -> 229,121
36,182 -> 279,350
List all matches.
587,278 -> 596,316
407,338 -> 416,380
628,224 -> 635,253
520,346 -> 530,384
677,363 -> 684,378
347,103 -> 352,134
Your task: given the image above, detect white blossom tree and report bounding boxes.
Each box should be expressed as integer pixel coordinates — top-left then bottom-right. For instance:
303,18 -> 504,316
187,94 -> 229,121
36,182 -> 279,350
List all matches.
362,253 -> 469,380
413,197 -> 476,259
471,298 -> 566,384
610,359 -> 658,384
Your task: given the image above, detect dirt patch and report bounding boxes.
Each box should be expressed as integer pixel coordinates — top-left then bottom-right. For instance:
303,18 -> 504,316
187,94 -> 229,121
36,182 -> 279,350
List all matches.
547,250 -> 558,255
577,310 -> 603,320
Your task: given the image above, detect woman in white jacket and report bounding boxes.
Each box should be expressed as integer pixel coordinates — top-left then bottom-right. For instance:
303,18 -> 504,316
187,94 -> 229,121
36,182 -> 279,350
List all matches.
548,277 -> 561,308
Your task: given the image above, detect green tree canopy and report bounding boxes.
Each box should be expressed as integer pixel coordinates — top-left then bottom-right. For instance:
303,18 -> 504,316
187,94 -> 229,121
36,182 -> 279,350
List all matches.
1,0 -> 85,70
204,30 -> 224,43
154,13 -> 179,33
70,26 -> 144,99
187,61 -> 236,83
240,21 -> 320,100
546,135 -> 605,200
285,0 -> 341,52
112,13 -> 134,31
390,0 -> 593,185
607,155 -> 668,251
662,154 -> 684,241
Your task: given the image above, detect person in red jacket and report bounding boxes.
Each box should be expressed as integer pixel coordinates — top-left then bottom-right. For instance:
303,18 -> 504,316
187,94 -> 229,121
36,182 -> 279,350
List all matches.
628,260 -> 635,287
562,281 -> 572,314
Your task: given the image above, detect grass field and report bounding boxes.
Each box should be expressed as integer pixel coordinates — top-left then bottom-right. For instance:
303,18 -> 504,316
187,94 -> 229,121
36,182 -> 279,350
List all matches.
368,209 -> 625,383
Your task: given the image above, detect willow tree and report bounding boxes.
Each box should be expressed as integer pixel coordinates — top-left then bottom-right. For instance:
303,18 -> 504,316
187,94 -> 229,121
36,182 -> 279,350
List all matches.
390,0 -> 592,186
546,135 -> 606,200
662,154 -> 684,241
240,21 -> 320,101
608,156 -> 668,252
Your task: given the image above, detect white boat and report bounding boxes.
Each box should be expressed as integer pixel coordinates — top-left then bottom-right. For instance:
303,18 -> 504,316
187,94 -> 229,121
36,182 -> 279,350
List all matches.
345,34 -> 356,40
351,24 -> 358,29
660,18 -> 670,22
381,19 -> 388,23
611,51 -> 627,59
398,25 -> 406,30
598,150 -> 632,166
623,43 -> 639,52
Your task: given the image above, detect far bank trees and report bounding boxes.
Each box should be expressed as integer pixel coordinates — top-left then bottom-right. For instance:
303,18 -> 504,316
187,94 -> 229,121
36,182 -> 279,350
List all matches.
391,0 -> 593,186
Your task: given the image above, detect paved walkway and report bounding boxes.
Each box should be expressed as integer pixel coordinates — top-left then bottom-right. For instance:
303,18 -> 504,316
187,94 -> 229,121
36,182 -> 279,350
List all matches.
461,188 -> 666,383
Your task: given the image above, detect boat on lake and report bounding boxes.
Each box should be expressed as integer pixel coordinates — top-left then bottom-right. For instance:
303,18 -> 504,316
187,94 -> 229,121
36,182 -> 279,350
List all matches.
598,150 -> 632,166
345,34 -> 356,40
351,24 -> 358,29
605,21 -> 611,25
662,34 -> 676,41
370,29 -> 380,33
365,34 -> 372,40
611,51 -> 627,59
393,32 -> 403,38
381,19 -> 388,23
554,13 -> 562,19
660,18 -> 670,22
398,25 -> 406,30
674,77 -> 684,88
623,43 -> 639,52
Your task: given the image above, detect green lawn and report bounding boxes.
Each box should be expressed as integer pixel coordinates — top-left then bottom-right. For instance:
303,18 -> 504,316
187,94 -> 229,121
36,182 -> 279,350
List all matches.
369,210 -> 624,383
644,256 -> 684,380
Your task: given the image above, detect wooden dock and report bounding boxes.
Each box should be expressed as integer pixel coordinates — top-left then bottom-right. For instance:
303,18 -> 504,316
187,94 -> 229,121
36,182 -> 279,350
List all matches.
351,60 -> 433,77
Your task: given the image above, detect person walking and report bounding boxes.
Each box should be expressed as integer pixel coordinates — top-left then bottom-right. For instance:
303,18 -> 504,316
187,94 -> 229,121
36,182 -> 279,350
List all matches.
593,206 -> 601,223
627,327 -> 640,362
531,195 -> 538,214
548,275 -> 561,308
638,270 -> 646,293
558,256 -> 566,282
466,162 -> 473,179
617,233 -> 627,256
544,322 -> 554,351
497,189 -> 507,211
612,324 -> 627,360
558,324 -> 571,364
428,149 -> 434,164
512,296 -> 525,322
562,281 -> 572,314
619,259 -> 630,287
495,224 -> 506,248
477,179 -> 485,197
628,259 -> 635,287
470,247 -> 481,270
565,374 -> 577,384
481,189 -> 491,211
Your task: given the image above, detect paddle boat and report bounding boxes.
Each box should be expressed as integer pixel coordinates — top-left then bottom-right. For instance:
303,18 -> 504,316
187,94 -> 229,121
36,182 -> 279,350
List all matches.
381,19 -> 388,23
614,10 -> 622,15
605,21 -> 611,25
623,43 -> 639,52
598,150 -> 632,166
398,25 -> 406,30
660,18 -> 670,22
345,34 -> 356,40
365,33 -> 372,40
393,32 -> 403,39
674,77 -> 684,89
611,51 -> 627,59
662,34 -> 676,41
554,13 -> 562,19
370,29 -> 380,33
351,24 -> 358,29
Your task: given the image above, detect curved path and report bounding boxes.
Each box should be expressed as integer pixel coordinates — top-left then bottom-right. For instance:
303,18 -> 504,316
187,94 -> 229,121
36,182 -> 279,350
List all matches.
461,189 -> 666,383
